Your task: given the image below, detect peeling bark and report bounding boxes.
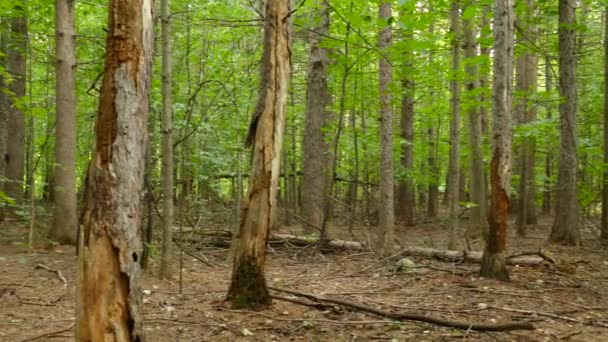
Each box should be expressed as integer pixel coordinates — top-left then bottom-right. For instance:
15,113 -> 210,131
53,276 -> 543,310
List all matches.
76,0 -> 154,340
227,0 -> 291,309
480,0 -> 514,281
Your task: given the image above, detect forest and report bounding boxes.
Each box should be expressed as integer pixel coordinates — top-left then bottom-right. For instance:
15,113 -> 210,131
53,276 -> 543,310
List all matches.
1,0 -> 608,340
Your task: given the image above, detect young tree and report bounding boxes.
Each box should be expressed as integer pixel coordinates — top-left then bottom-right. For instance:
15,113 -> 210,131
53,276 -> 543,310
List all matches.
550,0 -> 579,245
76,0 -> 154,339
0,29 -> 7,198
447,0 -> 461,249
480,0 -> 514,281
226,0 -> 291,308
515,0 -> 538,236
377,0 -> 395,255
50,0 -> 77,245
302,0 -> 331,235
6,11 -> 27,203
463,0 -> 487,238
159,0 -> 174,280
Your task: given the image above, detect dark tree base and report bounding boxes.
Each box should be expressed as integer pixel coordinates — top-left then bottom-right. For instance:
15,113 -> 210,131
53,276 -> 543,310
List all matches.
225,256 -> 272,309
480,250 -> 509,282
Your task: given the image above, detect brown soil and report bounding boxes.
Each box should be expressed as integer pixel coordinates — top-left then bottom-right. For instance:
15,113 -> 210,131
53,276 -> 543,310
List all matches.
1,216 -> 607,341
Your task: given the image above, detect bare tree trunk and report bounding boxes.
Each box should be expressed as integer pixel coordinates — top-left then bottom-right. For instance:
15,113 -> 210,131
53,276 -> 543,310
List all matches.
6,13 -> 27,203
543,56 -> 553,214
515,0 -> 538,236
463,1 -> 487,239
427,22 -> 439,219
602,6 -> 608,242
0,28 -> 8,201
447,0 -> 461,249
302,0 -> 331,235
76,0 -> 154,339
550,0 -> 579,245
50,0 -> 77,245
397,22 -> 415,227
377,1 -> 395,256
159,0 -> 174,280
480,0 -> 514,282
226,0 -> 291,309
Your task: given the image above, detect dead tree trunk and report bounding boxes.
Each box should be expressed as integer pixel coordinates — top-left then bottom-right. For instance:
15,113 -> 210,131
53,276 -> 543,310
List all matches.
480,0 -> 514,282
226,0 -> 291,309
76,0 -> 154,340
550,0 -> 579,245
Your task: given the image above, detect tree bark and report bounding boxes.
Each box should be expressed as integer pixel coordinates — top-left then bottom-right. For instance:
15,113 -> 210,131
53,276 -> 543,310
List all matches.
397,20 -> 415,227
377,1 -> 395,256
480,0 -> 514,281
6,13 -> 27,203
515,0 -> 538,236
543,56 -> 552,214
302,0 -> 331,235
447,0 -> 461,249
0,27 -> 7,200
550,0 -> 579,245
602,5 -> 608,242
463,0 -> 487,239
50,0 -> 77,245
159,0 -> 174,280
76,0 -> 154,340
226,0 -> 291,309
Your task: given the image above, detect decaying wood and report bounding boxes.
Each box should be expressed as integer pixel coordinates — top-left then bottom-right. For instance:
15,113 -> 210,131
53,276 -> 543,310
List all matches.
76,0 -> 154,340
269,286 -> 535,331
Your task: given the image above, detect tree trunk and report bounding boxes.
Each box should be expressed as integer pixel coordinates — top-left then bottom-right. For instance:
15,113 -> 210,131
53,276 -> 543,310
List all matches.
0,28 -> 8,201
397,23 -> 415,227
463,1 -> 487,239
427,22 -> 439,219
602,5 -> 608,242
226,0 -> 291,309
50,0 -> 77,245
302,0 -> 331,235
543,56 -> 552,214
515,0 -> 538,236
159,0 -> 174,280
550,0 -> 579,245
76,0 -> 154,339
480,0 -> 514,281
6,13 -> 27,203
447,0 -> 461,249
377,1 -> 395,256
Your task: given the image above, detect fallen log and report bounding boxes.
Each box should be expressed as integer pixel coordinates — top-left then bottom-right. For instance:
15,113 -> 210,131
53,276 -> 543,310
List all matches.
270,234 -> 550,266
269,286 -> 535,332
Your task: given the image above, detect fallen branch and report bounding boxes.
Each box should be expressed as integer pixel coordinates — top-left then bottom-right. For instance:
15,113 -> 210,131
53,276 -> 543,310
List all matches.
269,286 -> 535,332
173,238 -> 215,267
488,305 -> 608,328
16,322 -> 74,342
35,264 -> 67,289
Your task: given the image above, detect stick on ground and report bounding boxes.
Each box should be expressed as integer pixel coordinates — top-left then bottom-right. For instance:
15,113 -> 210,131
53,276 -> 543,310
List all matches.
269,286 -> 535,332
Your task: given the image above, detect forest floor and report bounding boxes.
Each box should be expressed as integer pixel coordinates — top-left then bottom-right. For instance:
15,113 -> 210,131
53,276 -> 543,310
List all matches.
1,214 -> 608,341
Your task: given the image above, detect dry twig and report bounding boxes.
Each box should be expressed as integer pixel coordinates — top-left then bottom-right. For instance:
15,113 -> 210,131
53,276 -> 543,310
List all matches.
34,264 -> 67,289
269,286 -> 535,331
16,322 -> 74,342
